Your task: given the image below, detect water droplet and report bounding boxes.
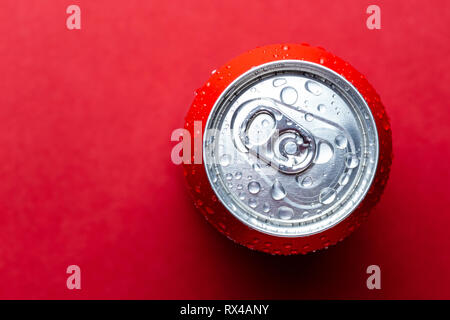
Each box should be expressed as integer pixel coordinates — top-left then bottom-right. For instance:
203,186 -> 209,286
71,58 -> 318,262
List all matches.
263,203 -> 270,213
235,172 -> 242,179
271,179 -> 287,200
273,78 -> 287,87
345,153 -> 359,168
317,104 -> 326,112
206,135 -> 215,146
220,154 -> 231,166
225,173 -> 233,180
278,206 -> 294,220
335,135 -> 348,149
305,80 -> 322,96
248,181 -> 261,194
239,192 -> 245,200
195,199 -> 203,208
248,198 -> 258,208
252,163 -> 261,171
305,113 -> 314,122
205,207 -> 214,214
296,175 -> 313,188
339,172 -> 350,186
314,141 -> 334,164
237,184 -> 243,190
280,86 -> 298,105
319,187 -> 337,204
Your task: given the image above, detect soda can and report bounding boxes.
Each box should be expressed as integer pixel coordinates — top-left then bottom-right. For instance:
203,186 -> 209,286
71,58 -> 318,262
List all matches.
183,44 -> 392,255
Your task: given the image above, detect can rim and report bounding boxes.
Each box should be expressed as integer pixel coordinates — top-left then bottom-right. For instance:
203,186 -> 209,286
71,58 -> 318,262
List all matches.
203,59 -> 379,238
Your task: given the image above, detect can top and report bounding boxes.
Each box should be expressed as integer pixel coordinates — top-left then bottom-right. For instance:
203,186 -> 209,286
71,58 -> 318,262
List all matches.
203,60 -> 379,237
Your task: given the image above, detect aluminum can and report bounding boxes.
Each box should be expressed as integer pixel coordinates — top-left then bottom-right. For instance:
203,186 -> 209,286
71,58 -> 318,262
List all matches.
183,44 -> 392,255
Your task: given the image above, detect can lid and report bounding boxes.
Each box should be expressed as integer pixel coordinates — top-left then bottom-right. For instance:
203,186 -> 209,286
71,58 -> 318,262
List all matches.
203,60 -> 379,237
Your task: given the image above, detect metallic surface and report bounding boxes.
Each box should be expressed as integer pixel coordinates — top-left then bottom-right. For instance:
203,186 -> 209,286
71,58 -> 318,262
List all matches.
203,60 -> 379,237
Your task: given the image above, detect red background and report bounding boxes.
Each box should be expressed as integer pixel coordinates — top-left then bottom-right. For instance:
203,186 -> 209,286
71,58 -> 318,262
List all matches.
0,0 -> 449,299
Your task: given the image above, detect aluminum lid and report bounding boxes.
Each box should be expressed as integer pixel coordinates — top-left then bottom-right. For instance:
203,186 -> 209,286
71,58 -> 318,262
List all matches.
203,60 -> 379,237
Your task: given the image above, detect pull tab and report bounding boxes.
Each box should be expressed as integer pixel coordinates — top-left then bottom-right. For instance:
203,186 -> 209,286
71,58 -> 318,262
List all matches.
231,98 -> 316,174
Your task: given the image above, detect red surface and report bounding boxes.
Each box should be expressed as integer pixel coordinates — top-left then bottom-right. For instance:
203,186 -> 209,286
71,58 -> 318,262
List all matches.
184,44 -> 392,255
0,0 -> 448,299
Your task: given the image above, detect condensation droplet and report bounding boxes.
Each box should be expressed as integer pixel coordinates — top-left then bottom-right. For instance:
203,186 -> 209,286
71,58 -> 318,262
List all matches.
225,173 -> 233,180
263,203 -> 270,213
305,113 -> 314,122
274,111 -> 283,121
345,153 -> 359,168
280,86 -> 298,105
296,175 -> 313,188
235,172 -> 242,179
220,154 -> 231,167
314,141 -> 334,164
252,163 -> 261,172
273,78 -> 287,87
278,206 -> 294,220
248,181 -> 261,194
317,104 -> 326,112
271,179 -> 287,200
319,187 -> 337,204
339,172 -> 350,186
335,135 -> 348,149
248,198 -> 258,208
305,80 -> 322,96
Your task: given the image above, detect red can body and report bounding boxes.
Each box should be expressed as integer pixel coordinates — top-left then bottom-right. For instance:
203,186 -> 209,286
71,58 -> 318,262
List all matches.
183,44 -> 392,255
